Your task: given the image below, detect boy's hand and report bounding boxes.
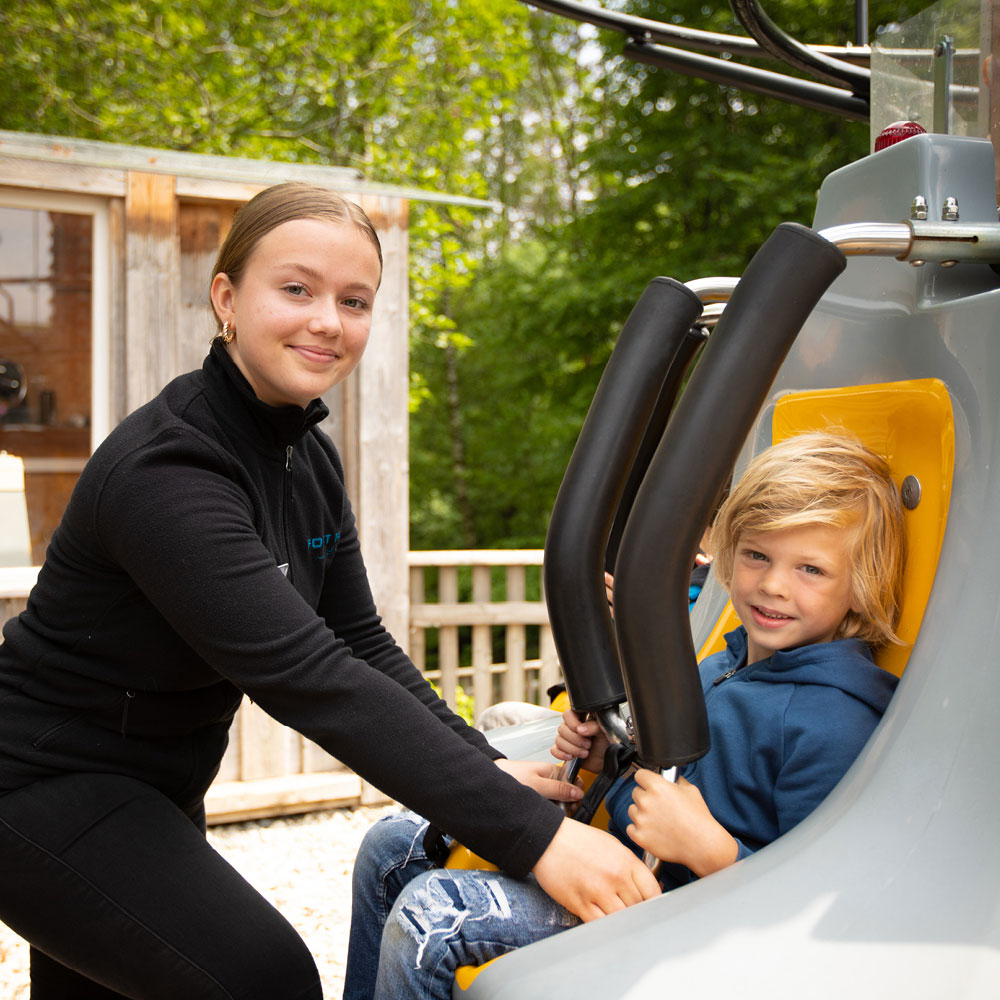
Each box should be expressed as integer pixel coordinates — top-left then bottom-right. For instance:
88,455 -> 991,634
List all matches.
551,708 -> 611,773
532,816 -> 660,922
494,758 -> 583,804
626,769 -> 739,878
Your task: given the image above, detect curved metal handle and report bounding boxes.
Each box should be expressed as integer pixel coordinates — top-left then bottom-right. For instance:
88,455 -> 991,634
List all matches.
614,223 -> 847,768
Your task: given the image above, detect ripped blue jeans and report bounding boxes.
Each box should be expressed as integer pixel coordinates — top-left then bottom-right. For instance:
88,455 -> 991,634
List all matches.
343,810 -> 579,1000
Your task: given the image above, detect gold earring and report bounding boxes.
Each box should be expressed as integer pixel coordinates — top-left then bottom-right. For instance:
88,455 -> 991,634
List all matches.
220,320 -> 235,344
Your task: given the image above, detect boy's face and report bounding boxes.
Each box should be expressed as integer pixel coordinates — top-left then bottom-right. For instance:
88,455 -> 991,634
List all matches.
729,523 -> 858,664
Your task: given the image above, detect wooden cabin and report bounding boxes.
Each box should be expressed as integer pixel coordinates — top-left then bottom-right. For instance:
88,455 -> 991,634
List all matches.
0,130 -> 495,821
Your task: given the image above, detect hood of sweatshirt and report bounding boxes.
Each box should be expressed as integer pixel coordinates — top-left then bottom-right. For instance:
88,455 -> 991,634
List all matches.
709,626 -> 897,716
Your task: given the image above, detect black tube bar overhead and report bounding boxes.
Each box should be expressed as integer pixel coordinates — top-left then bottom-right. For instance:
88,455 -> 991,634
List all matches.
522,0 -> 763,56
519,0 -> 873,120
625,41 -> 870,122
520,0 -> 872,63
731,0 -> 870,96
855,0 -> 869,47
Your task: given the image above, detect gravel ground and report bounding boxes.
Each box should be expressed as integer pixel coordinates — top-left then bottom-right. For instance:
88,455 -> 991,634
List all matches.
0,803 -> 397,999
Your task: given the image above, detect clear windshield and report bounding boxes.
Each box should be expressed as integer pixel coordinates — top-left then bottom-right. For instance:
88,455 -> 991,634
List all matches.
870,0 -> 998,152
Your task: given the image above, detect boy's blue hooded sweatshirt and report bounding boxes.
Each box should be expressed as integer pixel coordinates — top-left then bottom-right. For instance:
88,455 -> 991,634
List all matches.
606,626 -> 898,889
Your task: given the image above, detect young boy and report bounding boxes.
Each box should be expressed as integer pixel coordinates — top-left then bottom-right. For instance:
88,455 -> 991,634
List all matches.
344,431 -> 906,1000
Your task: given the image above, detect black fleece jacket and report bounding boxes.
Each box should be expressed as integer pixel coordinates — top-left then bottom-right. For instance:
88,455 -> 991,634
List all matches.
0,343 -> 562,877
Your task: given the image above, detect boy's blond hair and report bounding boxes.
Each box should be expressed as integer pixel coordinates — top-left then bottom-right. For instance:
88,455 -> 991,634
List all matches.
709,431 -> 906,649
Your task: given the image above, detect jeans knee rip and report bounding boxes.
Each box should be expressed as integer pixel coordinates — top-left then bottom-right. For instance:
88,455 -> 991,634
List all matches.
401,814 -> 428,867
396,872 -> 515,969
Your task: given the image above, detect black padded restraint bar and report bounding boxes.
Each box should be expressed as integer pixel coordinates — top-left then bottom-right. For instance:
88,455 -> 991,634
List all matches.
543,278 -> 704,714
605,325 -> 708,575
614,223 -> 847,768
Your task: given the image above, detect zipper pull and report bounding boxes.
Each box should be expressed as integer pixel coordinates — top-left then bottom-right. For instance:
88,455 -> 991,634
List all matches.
713,667 -> 740,686
285,445 -> 293,472
121,689 -> 136,736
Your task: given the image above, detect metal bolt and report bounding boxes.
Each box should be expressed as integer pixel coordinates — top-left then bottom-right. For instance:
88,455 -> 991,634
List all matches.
942,196 -> 960,221
901,475 -> 922,510
910,259 -> 926,267
911,195 -> 928,220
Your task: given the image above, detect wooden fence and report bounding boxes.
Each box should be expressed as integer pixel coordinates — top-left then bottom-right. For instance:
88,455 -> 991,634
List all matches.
408,550 -> 560,717
0,551 -> 560,824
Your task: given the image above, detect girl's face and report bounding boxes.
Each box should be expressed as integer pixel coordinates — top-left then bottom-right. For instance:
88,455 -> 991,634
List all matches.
210,217 -> 382,409
728,523 -> 859,664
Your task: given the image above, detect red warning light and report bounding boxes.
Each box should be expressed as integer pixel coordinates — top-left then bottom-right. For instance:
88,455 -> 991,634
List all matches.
874,121 -> 927,151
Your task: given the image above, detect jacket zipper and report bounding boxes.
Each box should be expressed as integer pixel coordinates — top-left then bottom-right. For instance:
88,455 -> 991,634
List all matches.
121,689 -> 135,736
283,445 -> 294,578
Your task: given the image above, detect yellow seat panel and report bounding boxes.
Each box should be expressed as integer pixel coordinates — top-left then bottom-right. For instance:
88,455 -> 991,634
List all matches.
697,378 -> 955,677
455,957 -> 500,991
445,843 -> 499,871
549,690 -> 570,713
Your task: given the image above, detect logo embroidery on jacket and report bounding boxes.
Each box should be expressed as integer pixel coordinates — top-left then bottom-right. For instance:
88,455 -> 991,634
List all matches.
306,532 -> 340,559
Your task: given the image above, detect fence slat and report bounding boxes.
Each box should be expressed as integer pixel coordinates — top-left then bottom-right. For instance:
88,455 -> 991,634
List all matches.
540,625 -> 561,697
239,699 -> 290,780
408,550 -> 544,567
505,565 -> 527,701
409,600 -> 549,627
438,566 -> 460,711
471,565 -> 493,722
408,564 -> 426,672
301,734 -> 341,773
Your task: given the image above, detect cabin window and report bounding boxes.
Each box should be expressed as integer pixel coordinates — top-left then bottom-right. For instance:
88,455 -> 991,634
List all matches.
0,193 -> 109,566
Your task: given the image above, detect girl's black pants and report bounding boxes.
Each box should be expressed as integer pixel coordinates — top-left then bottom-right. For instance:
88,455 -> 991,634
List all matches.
0,772 -> 324,999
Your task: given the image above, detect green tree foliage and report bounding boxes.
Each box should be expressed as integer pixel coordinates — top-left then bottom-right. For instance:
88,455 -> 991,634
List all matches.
0,0 -> 540,170
412,0 -> 930,550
